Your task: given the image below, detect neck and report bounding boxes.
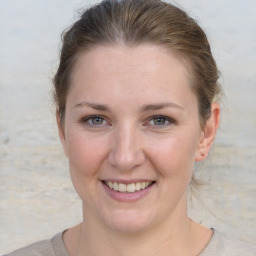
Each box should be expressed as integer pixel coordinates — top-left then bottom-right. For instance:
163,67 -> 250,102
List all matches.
80,195 -> 192,256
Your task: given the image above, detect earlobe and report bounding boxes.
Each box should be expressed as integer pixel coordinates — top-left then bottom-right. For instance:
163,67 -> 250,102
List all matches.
56,110 -> 69,158
195,102 -> 220,162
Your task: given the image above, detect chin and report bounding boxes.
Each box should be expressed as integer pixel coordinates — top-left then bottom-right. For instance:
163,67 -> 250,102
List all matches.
102,208 -> 156,233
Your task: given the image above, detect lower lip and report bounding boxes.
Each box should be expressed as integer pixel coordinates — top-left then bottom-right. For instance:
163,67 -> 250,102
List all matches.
102,182 -> 155,202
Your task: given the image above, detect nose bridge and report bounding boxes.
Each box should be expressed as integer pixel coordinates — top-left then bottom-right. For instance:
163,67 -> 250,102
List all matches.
108,123 -> 145,171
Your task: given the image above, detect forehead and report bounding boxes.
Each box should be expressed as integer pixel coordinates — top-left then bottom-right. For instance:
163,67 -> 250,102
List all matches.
68,44 -> 196,107
73,44 -> 190,77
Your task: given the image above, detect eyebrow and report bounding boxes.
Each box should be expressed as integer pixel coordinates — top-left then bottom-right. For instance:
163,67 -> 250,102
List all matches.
74,101 -> 184,111
140,103 -> 184,112
74,101 -> 109,111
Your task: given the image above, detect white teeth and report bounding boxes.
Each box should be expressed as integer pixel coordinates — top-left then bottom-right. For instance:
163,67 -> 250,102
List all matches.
113,182 -> 119,191
127,183 -> 136,193
135,182 -> 141,191
105,181 -> 153,193
118,183 -> 126,192
109,181 -> 113,189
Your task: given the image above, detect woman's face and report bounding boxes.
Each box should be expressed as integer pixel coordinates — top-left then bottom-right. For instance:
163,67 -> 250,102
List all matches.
59,44 -> 210,233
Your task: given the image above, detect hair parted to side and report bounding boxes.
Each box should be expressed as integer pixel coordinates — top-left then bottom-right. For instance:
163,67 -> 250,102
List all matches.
53,0 -> 221,188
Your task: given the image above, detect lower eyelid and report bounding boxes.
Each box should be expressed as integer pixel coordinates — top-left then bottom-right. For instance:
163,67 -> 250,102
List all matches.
151,120 -> 170,126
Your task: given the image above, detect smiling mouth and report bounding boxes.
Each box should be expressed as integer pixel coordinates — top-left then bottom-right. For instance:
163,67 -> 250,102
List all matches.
103,181 -> 155,193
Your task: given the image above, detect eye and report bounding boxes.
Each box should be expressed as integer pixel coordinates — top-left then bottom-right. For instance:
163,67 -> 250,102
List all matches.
90,116 -> 104,125
81,115 -> 108,127
151,117 -> 167,125
147,115 -> 175,127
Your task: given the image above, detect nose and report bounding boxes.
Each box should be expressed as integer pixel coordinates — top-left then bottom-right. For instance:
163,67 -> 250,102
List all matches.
108,124 -> 145,172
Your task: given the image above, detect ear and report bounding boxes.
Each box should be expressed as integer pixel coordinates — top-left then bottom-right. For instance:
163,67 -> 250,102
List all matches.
56,110 -> 69,157
195,102 -> 220,162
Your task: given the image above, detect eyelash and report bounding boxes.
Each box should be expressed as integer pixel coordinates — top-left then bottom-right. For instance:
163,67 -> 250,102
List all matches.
80,115 -> 175,128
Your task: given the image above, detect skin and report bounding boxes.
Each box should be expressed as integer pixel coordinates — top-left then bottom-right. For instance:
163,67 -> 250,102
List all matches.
57,44 -> 220,256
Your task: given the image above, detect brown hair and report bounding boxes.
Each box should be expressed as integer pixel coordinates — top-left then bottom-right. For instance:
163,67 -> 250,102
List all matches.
53,0 -> 221,126
53,0 -> 221,187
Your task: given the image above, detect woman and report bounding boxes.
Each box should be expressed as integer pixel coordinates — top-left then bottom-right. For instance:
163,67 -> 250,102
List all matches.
5,0 -> 256,255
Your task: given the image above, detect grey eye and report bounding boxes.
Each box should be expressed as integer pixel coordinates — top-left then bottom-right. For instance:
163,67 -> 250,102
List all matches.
90,117 -> 104,125
152,117 -> 167,125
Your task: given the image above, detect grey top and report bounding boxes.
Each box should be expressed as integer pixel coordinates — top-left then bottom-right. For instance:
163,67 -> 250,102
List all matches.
4,230 -> 256,256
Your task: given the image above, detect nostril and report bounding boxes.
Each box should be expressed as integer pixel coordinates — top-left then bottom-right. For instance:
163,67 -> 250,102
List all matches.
108,151 -> 145,171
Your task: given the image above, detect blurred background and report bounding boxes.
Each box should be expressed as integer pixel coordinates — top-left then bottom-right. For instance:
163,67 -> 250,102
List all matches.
0,0 -> 255,254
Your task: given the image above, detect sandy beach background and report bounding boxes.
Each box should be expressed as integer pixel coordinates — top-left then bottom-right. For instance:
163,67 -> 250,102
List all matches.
0,0 -> 256,254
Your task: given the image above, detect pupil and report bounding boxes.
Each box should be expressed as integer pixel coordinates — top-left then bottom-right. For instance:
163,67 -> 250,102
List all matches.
92,117 -> 103,125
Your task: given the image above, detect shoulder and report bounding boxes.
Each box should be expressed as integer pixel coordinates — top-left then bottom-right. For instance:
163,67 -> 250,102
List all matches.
200,230 -> 256,256
3,232 -> 68,256
3,239 -> 55,256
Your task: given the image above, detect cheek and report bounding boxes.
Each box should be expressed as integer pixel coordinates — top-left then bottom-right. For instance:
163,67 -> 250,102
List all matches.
64,129 -> 109,201
65,129 -> 108,177
146,133 -> 198,178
